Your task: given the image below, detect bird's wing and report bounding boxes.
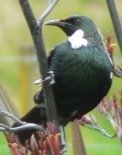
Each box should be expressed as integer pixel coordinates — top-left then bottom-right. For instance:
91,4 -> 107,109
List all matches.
48,48 -> 56,66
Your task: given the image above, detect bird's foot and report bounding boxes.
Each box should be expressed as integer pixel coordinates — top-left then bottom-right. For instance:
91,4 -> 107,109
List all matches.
34,71 -> 55,85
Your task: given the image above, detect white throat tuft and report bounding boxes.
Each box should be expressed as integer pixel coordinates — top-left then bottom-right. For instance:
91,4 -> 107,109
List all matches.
68,29 -> 88,49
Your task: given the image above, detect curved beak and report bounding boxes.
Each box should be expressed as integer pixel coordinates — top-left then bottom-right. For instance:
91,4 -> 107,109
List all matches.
45,19 -> 61,26
45,18 -> 71,27
45,18 -> 74,36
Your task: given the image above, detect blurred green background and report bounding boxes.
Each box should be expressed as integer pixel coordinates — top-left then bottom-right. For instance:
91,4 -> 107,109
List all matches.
0,0 -> 122,154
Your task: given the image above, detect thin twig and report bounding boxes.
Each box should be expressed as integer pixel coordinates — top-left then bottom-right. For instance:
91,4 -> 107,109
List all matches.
0,107 -> 44,133
106,0 -> 122,53
0,85 -> 20,126
48,0 -> 54,5
80,114 -> 117,138
38,0 -> 59,27
0,123 -> 43,132
85,122 -> 116,138
0,108 -> 44,132
0,108 -> 24,125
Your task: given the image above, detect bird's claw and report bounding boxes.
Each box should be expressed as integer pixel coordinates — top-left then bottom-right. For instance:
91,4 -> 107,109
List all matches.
34,71 -> 55,85
48,71 -> 55,84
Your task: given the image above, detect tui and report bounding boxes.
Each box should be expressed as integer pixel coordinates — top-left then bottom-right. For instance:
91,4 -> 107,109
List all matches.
13,15 -> 114,144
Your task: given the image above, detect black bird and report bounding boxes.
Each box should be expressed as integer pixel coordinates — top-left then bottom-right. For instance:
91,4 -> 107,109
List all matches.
13,15 -> 114,144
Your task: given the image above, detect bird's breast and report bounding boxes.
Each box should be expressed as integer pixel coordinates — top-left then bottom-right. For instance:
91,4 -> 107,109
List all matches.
50,43 -> 113,98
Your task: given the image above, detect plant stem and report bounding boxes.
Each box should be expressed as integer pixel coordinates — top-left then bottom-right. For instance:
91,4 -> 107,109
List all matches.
106,0 -> 122,53
71,120 -> 87,155
19,0 -> 59,124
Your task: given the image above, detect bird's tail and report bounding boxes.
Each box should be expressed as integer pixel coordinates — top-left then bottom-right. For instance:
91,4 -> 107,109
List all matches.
13,106 -> 47,145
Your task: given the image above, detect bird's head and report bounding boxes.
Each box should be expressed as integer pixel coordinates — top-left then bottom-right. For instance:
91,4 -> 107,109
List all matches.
45,15 -> 98,38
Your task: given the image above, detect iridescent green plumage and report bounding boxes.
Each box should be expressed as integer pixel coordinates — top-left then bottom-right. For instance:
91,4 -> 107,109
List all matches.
49,38 -> 112,124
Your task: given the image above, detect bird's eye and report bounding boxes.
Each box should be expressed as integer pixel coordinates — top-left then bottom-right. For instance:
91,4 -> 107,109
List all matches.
75,19 -> 80,25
